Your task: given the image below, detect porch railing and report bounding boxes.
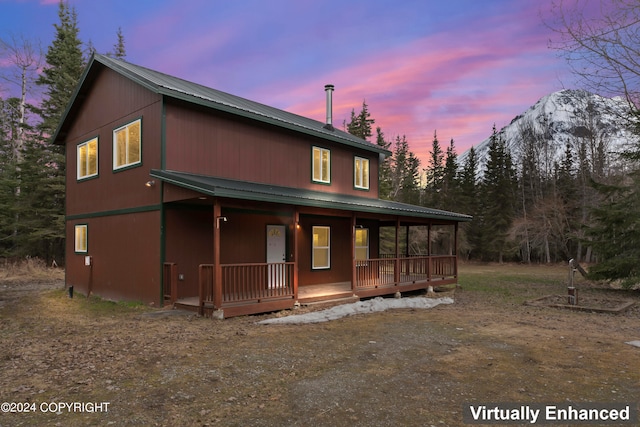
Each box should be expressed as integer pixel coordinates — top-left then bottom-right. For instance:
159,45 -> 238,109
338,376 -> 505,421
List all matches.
198,256 -> 455,311
163,262 -> 178,303
222,262 -> 294,303
199,263 -> 295,311
356,255 -> 456,290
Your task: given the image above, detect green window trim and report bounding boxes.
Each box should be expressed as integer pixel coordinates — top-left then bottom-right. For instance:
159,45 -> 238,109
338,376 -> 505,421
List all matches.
77,137 -> 98,180
312,146 -> 331,184
355,227 -> 369,265
113,118 -> 142,171
354,156 -> 370,190
74,224 -> 88,253
312,225 -> 330,269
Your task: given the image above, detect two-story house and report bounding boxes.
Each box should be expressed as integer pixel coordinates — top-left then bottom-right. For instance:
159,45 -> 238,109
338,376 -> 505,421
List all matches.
54,54 -> 471,318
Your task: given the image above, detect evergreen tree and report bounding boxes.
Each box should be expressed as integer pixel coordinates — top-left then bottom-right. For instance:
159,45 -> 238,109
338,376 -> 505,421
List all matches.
110,27 -> 126,58
375,127 -> 392,200
587,171 -> 640,288
479,125 -> 517,262
586,107 -> 640,285
424,130 -> 444,207
345,101 -> 374,141
37,0 -> 85,142
440,138 -> 459,211
28,0 -> 86,262
403,151 -> 421,205
459,146 -> 478,208
0,98 -> 21,256
458,146 -> 480,259
389,135 -> 420,204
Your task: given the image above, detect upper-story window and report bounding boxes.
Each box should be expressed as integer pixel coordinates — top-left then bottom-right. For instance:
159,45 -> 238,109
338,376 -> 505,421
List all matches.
113,119 -> 141,170
354,156 -> 369,190
77,137 -> 98,180
312,146 -> 330,184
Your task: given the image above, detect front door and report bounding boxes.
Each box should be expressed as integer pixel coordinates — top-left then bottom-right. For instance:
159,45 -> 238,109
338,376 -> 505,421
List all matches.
266,225 -> 287,288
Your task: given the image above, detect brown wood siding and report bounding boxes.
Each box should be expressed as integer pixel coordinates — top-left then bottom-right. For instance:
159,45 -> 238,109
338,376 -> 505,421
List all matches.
65,67 -> 163,216
219,210 -> 294,265
298,215 -> 352,286
65,211 -> 161,304
164,206 -> 213,298
164,101 -> 380,198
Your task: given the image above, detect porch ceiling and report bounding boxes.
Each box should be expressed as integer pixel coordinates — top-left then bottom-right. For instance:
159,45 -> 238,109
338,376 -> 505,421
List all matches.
150,169 -> 472,222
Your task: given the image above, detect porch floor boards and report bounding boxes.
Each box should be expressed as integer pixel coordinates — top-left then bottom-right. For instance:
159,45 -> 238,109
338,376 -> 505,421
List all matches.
297,281 -> 353,302
172,278 -> 451,314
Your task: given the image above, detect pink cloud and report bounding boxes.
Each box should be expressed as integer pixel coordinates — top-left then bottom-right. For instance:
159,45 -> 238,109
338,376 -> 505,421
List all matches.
271,6 -> 569,166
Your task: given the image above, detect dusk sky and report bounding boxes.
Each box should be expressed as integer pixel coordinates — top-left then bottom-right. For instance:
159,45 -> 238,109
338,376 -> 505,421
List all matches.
1,0 -> 584,164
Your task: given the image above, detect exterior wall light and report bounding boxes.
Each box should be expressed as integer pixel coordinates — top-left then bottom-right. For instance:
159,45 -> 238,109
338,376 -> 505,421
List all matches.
145,180 -> 155,187
216,216 -> 227,228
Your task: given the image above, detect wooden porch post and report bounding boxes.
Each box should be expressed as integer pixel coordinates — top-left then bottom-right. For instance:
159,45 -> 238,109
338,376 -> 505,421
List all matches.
213,200 -> 222,309
293,208 -> 299,298
394,217 -> 400,284
350,213 -> 356,292
405,225 -> 410,256
454,222 -> 459,278
427,222 -> 432,280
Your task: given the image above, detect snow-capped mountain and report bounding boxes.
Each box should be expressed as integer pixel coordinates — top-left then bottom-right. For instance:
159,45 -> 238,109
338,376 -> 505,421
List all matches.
459,89 -> 637,177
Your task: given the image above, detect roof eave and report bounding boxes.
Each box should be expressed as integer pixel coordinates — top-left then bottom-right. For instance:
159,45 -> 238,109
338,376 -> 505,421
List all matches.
150,169 -> 472,222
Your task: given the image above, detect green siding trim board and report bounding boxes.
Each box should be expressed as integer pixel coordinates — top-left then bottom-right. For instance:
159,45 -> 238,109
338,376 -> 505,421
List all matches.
66,204 -> 162,221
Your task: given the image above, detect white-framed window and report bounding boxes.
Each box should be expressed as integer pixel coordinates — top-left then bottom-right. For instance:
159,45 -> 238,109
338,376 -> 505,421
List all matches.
355,228 -> 369,265
75,224 -> 88,253
354,157 -> 369,189
312,226 -> 330,269
113,119 -> 141,170
312,146 -> 330,184
77,138 -> 98,180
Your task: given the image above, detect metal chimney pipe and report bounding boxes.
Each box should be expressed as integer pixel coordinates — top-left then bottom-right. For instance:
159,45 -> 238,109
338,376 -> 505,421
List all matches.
324,84 -> 335,130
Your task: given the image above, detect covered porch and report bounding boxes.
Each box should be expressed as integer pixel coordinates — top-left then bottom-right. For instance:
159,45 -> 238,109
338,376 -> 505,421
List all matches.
167,254 -> 458,317
154,170 -> 470,318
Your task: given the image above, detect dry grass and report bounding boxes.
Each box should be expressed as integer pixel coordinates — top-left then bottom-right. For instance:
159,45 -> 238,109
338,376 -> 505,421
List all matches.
0,263 -> 639,426
0,257 -> 64,283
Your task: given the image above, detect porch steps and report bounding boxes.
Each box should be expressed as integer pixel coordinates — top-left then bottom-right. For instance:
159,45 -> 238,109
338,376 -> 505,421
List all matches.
172,297 -> 200,314
298,294 -> 360,310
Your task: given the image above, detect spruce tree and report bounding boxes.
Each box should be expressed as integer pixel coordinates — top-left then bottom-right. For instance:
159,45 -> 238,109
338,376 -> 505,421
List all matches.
37,1 -> 85,142
479,125 -> 517,262
0,98 -> 20,256
28,0 -> 86,262
389,135 -> 420,204
587,171 -> 640,287
586,108 -> 640,285
111,27 -> 126,58
346,101 -> 374,141
458,146 -> 480,259
375,127 -> 392,200
424,131 -> 444,207
441,138 -> 459,211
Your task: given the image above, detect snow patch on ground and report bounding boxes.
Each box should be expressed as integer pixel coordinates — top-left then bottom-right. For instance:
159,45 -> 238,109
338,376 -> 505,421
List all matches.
257,296 -> 454,325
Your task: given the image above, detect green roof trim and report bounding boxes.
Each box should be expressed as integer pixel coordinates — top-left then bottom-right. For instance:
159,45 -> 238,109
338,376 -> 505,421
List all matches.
54,53 -> 390,157
151,170 -> 472,222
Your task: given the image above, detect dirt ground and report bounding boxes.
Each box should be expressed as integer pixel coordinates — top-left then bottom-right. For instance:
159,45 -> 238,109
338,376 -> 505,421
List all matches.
1,264 -> 639,427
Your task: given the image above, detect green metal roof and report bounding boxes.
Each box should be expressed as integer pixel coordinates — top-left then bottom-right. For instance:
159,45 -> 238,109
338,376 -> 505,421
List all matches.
151,169 -> 472,222
54,53 -> 390,156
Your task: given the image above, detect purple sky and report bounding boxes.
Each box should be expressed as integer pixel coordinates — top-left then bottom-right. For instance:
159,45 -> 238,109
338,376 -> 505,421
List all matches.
0,0 -> 580,164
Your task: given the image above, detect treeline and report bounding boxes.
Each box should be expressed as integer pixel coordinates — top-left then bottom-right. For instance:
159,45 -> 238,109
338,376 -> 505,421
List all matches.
346,100 -> 640,285
0,1 -> 124,264
1,1 -> 639,287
